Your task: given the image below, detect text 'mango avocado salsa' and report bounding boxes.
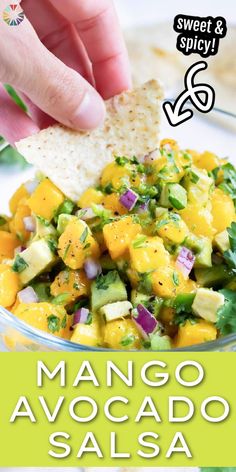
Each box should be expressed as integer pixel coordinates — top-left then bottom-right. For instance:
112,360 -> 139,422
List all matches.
0,138 -> 236,350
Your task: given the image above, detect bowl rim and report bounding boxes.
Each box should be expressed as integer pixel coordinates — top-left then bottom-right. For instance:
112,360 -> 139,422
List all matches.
1,105 -> 236,352
0,304 -> 236,351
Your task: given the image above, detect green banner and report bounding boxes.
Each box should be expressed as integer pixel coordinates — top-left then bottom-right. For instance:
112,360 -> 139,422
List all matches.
0,352 -> 235,466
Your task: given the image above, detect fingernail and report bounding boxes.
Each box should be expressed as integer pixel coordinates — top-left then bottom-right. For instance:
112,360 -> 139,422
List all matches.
72,89 -> 106,130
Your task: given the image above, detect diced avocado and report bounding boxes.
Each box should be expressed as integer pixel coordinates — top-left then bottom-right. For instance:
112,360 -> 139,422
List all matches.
57,214 -> 75,235
195,265 -> 233,288
184,233 -> 202,252
185,234 -> 212,268
183,166 -> 213,204
214,230 -> 230,253
131,290 -> 150,306
150,333 -> 172,350
194,238 -> 212,268
31,282 -> 51,302
100,254 -> 117,270
160,183 -> 187,210
100,301 -> 133,322
14,239 -> 56,285
91,270 -> 127,311
33,216 -> 57,240
173,293 -> 196,313
192,288 -> 224,322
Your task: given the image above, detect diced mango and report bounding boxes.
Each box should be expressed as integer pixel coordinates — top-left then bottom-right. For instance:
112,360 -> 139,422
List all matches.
160,138 -> 179,152
13,302 -> 71,338
156,215 -> 189,244
103,318 -> 142,349
101,161 -> 142,189
9,184 -> 29,214
102,193 -> 128,216
159,306 -> 178,337
28,179 -> 64,221
71,313 -> 102,346
9,204 -> 31,242
211,188 -> 235,233
174,320 -> 217,347
0,264 -> 21,307
51,269 -> 90,303
129,235 -> 170,272
152,266 -> 197,298
78,188 -> 103,208
0,231 -> 19,262
193,151 -> 220,172
179,204 -> 214,239
103,216 -> 141,260
58,220 -> 100,269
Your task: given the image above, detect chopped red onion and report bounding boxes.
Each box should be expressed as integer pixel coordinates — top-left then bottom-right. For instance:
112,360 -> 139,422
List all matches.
137,201 -> 149,213
24,179 -> 39,195
73,307 -> 90,326
18,287 -> 39,303
132,304 -> 158,339
14,246 -> 26,256
119,189 -> 138,211
84,258 -> 102,279
176,247 -> 195,278
141,149 -> 160,164
23,216 -> 36,232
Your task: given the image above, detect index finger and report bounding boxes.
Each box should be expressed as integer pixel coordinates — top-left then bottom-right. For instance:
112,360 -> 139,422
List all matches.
47,0 -> 132,99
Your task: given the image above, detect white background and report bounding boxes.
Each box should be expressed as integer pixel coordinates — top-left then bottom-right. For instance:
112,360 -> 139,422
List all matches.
115,0 -> 236,27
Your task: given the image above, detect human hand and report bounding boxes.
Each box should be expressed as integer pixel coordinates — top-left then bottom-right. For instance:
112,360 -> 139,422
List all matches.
0,0 -> 131,144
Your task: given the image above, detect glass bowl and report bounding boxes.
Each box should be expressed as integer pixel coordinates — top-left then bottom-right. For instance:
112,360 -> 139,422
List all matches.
0,106 -> 236,352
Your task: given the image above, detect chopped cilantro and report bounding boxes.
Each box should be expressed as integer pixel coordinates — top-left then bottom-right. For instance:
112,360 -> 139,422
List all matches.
190,171 -> 200,183
47,238 -> 58,254
137,272 -> 153,295
216,289 -> 236,335
142,339 -> 151,349
54,200 -> 74,221
12,255 -> 28,273
130,156 -> 139,165
120,334 -> 135,346
103,183 -> 113,194
217,163 -> 236,206
85,312 -> 93,325
0,216 -> 7,226
223,222 -> 236,270
95,271 -> 118,290
74,298 -> 89,311
84,242 -> 91,250
61,314 -> 67,329
156,219 -> 169,230
132,235 -> 147,248
47,315 -> 61,333
174,313 -> 198,327
91,204 -> 113,230
16,232 -> 24,243
173,293 -> 196,314
63,243 -> 71,259
115,156 -> 129,166
36,215 -> 50,226
52,293 -> 70,305
80,227 -> 89,243
172,271 -> 179,286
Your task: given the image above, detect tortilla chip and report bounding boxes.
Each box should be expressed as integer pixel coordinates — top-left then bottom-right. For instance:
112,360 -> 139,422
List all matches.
16,80 -> 163,202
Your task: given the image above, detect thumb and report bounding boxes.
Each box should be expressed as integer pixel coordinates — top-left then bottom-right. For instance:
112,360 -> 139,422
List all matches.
0,19 -> 106,131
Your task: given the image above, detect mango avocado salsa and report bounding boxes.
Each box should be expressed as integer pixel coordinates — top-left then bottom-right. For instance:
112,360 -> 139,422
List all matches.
1,138 -> 236,349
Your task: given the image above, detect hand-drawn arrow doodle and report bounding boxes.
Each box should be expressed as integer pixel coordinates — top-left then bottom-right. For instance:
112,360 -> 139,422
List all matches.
163,61 -> 215,126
